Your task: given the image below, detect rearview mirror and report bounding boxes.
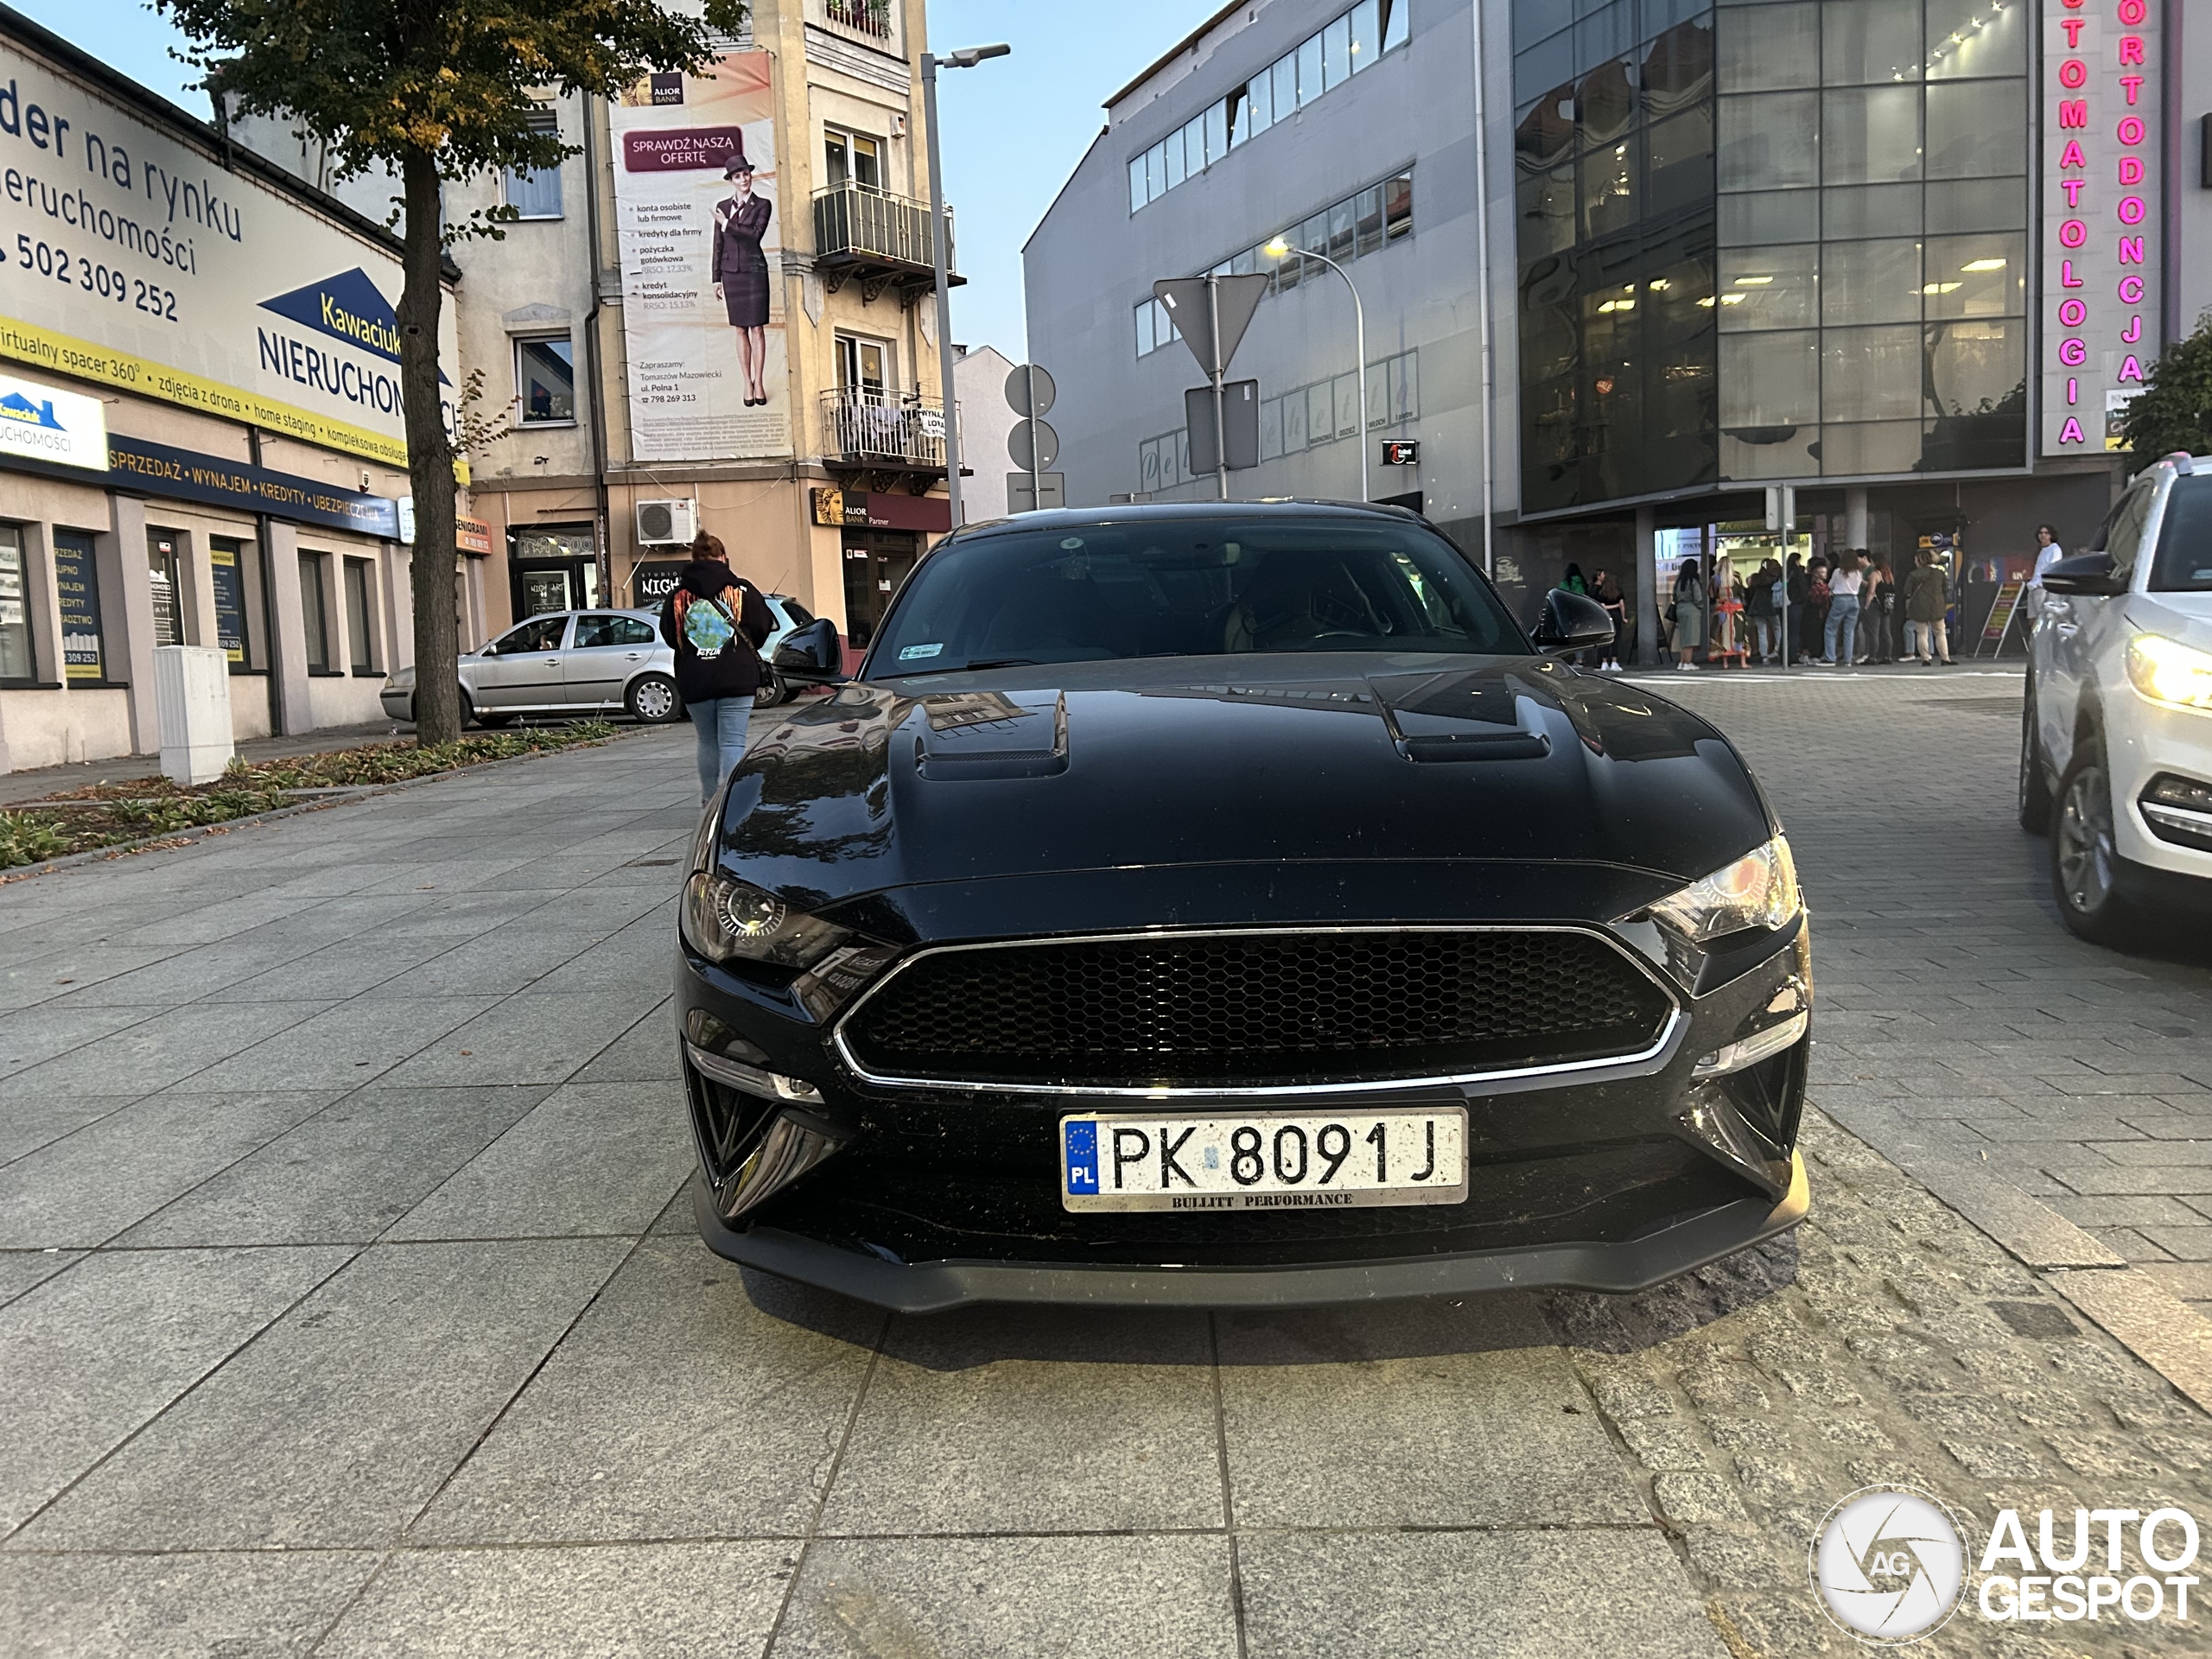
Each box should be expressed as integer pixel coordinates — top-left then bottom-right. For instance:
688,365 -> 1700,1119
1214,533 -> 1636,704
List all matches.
773,618 -> 846,683
2040,551 -> 2125,597
1533,588 -> 1617,656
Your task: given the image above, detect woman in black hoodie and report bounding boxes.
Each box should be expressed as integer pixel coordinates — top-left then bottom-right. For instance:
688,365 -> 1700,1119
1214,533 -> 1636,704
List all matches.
657,532 -> 775,804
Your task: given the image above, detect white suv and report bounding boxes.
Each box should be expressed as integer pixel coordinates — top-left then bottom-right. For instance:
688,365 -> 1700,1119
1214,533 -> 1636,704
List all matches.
2020,452 -> 2212,943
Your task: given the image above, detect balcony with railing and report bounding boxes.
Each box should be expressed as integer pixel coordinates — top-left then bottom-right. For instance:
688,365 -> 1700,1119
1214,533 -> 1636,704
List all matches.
823,0 -> 893,41
811,182 -> 959,304
821,386 -> 946,473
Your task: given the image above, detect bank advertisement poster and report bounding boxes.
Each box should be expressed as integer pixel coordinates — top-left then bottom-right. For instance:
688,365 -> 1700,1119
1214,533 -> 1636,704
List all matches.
610,54 -> 791,462
0,41 -> 458,468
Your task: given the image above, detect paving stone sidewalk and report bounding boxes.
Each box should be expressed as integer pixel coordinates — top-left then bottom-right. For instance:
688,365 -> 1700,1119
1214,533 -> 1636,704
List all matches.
0,690 -> 2204,1656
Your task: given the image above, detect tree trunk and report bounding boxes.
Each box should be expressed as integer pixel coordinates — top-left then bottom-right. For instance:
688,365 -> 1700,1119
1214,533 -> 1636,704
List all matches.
398,145 -> 462,747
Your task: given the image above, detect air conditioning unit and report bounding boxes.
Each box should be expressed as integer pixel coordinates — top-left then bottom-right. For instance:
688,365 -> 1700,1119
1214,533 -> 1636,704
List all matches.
635,499 -> 699,545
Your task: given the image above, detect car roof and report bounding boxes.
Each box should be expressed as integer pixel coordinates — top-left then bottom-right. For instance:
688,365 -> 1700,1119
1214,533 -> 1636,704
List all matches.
943,499 -> 1426,544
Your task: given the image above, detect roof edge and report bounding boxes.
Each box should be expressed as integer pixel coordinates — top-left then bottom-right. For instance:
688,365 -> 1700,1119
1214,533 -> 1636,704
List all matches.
1102,0 -> 1249,114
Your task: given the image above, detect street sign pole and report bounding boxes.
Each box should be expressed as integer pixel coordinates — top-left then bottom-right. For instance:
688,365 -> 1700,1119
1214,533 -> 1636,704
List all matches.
1207,277 -> 1229,501
1027,365 -> 1042,514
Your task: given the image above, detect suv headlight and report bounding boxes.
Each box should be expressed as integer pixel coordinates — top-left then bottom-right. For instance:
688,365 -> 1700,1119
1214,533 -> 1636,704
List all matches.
2126,634 -> 2212,711
1649,836 -> 1802,945
682,872 -> 849,967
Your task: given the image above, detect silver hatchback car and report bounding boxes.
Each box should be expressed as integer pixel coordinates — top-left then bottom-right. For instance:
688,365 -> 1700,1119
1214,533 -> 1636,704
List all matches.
381,598 -> 816,727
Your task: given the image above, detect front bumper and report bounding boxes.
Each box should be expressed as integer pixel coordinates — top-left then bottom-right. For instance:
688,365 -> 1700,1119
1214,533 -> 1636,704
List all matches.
675,891 -> 1814,1312
2105,690 -> 2212,892
691,1151 -> 1807,1312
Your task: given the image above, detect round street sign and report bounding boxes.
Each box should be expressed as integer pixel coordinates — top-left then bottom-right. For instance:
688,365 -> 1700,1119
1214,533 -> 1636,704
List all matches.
1009,418 -> 1059,471
1005,364 -> 1057,418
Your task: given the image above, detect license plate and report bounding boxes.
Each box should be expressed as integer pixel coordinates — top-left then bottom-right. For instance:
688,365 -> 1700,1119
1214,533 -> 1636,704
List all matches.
1058,1107 -> 1469,1212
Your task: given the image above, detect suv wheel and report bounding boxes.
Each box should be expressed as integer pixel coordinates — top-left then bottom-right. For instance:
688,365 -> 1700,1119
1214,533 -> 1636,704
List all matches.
2051,738 -> 2143,946
626,672 -> 683,724
2018,685 -> 2052,833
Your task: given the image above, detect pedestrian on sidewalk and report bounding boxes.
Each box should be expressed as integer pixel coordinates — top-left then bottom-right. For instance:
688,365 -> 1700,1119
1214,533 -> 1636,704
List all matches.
658,532 -> 775,805
1859,555 -> 1896,664
1821,550 -> 1865,665
1591,568 -> 1626,671
1745,557 -> 1782,664
1802,556 -> 1832,661
1904,548 -> 1955,665
1670,556 -> 1706,671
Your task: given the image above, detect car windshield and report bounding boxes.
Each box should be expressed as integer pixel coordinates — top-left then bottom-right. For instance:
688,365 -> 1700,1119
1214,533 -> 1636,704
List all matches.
868,518 -> 1527,675
2152,476 -> 2212,592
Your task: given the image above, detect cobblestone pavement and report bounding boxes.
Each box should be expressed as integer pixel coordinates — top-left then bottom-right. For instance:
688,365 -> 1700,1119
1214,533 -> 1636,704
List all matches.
1649,666 -> 2212,1319
0,689 -> 2205,1656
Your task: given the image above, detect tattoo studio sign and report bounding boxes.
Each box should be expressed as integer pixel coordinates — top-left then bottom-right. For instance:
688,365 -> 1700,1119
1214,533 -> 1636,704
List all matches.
2040,0 -> 2163,455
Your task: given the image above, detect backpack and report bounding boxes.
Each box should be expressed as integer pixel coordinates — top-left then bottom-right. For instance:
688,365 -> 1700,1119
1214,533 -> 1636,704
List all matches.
682,592 -> 738,658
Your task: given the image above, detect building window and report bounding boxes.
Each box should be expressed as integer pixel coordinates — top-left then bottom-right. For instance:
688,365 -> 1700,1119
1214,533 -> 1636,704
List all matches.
504,105 -> 563,219
148,530 -> 184,646
517,336 -> 575,424
343,556 -> 378,673
825,129 -> 882,190
0,524 -> 34,682
1135,170 -> 1414,360
1128,0 -> 1409,214
836,334 -> 893,394
299,551 -> 332,674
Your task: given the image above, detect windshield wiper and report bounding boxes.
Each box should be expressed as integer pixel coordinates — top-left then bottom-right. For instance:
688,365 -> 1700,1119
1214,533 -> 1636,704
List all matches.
887,656 -> 1040,677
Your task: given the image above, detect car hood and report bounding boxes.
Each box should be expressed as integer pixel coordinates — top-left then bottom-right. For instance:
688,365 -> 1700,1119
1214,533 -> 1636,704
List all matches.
715,653 -> 1774,906
2130,590 -> 2212,647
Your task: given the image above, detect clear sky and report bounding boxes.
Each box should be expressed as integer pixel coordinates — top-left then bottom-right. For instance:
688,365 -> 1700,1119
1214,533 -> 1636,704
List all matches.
8,0 -> 1221,360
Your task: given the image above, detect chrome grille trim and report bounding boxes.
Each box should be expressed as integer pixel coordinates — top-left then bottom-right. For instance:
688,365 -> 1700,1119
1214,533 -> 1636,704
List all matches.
831,924 -> 1684,1097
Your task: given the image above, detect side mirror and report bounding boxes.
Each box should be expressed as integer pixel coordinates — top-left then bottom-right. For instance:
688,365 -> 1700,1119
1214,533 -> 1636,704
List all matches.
773,618 -> 846,682
1533,588 -> 1617,656
2040,551 -> 2125,597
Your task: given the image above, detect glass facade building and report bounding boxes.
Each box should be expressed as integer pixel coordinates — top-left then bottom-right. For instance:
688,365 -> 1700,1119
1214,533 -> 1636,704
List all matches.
1514,0 -> 2031,517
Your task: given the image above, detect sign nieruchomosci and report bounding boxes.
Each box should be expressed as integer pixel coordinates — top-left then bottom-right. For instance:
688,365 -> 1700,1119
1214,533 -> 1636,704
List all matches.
0,38 -> 459,467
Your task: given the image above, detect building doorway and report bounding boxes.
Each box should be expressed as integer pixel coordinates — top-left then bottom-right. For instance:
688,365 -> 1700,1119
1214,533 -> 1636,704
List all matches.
841,532 -> 918,650
509,524 -> 599,620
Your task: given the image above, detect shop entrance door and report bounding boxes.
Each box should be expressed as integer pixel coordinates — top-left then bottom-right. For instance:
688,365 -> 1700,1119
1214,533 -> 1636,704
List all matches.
841,539 -> 916,650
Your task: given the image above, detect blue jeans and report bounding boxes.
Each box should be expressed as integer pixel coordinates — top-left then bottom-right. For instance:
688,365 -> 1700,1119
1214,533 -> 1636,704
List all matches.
692,694 -> 753,804
1824,594 -> 1860,664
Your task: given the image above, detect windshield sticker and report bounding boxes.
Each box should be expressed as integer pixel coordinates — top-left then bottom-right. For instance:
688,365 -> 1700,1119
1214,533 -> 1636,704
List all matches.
1060,537 -> 1085,549
899,643 -> 944,661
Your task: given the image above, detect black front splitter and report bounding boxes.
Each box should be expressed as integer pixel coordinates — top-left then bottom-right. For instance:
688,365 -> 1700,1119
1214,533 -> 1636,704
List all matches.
693,1152 -> 1808,1313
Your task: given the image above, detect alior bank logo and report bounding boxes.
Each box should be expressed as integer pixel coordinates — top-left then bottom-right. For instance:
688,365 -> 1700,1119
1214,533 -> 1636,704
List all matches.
1810,1486 -> 1968,1645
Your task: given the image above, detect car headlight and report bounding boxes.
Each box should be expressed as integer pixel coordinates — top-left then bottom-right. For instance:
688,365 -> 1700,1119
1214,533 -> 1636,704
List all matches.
2126,634 -> 2212,711
1649,836 -> 1802,945
385,666 -> 416,690
681,871 -> 849,967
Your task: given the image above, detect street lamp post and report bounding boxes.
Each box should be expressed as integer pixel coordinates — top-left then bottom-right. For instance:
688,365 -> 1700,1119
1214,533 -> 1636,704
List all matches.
1267,240 -> 1369,503
920,42 -> 1009,530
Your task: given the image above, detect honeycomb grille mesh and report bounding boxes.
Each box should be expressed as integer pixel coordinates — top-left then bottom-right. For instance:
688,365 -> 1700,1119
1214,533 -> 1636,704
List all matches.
842,931 -> 1673,1087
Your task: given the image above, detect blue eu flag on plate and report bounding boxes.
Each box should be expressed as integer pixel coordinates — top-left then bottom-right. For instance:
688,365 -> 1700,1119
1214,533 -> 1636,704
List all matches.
1064,1121 -> 1098,1195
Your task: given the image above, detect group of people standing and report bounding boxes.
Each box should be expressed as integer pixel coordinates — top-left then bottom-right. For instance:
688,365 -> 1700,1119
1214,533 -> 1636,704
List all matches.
1663,548 -> 1960,671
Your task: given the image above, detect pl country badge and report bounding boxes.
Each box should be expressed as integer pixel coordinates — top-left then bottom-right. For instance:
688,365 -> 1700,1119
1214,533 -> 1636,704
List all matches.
1810,1485 -> 1968,1645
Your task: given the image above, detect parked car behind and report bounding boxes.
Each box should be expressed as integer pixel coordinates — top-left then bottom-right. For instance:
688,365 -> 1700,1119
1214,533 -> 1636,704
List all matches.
382,595 -> 821,726
2020,451 -> 2212,944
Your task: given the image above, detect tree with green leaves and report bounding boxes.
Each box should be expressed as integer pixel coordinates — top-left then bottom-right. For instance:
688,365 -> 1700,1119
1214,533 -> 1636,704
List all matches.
2120,313 -> 2212,476
158,0 -> 746,743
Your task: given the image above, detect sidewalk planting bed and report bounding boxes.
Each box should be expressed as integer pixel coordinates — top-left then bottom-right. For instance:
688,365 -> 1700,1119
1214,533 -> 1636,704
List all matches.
0,721 -> 619,870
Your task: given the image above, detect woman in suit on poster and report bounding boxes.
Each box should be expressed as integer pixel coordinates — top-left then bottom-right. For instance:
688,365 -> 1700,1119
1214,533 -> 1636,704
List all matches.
711,151 -> 772,407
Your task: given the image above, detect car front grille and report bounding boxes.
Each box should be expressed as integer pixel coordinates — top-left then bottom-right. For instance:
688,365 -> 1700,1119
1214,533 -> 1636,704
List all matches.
838,929 -> 1675,1090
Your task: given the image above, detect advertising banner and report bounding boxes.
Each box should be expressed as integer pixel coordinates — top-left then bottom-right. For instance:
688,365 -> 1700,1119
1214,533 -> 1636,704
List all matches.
2039,0 -> 2163,454
51,530 -> 100,679
208,540 -> 247,664
610,55 -> 791,461
105,435 -> 403,537
0,40 -> 459,468
0,366 -> 105,470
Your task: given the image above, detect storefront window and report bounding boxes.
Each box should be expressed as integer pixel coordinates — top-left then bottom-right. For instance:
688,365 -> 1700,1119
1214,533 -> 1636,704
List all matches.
148,531 -> 184,646
344,557 -> 378,673
0,525 -> 33,681
300,551 -> 332,673
53,530 -> 104,682
209,538 -> 251,668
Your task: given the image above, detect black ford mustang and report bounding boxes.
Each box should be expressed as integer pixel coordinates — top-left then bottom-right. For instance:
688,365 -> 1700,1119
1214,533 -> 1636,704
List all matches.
676,503 -> 1809,1311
